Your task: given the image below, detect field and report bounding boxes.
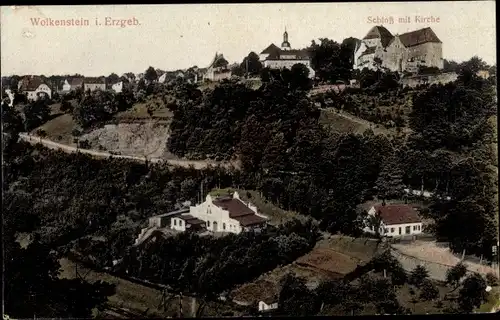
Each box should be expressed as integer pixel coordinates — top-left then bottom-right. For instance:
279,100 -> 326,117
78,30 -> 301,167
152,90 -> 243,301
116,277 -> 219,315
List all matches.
319,109 -> 368,134
295,248 -> 361,276
33,113 -> 76,145
114,100 -> 173,120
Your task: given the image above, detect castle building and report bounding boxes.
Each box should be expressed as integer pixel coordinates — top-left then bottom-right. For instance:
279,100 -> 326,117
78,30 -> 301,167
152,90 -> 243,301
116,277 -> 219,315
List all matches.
354,26 -> 444,73
259,29 -> 316,79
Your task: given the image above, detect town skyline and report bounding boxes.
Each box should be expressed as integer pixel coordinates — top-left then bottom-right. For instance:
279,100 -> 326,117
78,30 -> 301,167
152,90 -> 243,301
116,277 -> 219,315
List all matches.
1,2 -> 496,77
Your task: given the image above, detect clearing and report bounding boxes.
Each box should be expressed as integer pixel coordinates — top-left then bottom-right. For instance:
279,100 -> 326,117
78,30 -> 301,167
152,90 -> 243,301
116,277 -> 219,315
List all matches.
230,235 -> 385,305
79,121 -> 172,159
391,240 -> 498,276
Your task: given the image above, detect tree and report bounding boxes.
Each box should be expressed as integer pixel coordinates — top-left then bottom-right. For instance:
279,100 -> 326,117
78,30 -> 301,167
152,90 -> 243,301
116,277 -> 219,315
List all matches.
72,90 -> 117,128
308,38 -> 352,83
409,265 -> 429,288
60,100 -> 73,113
22,99 -> 51,131
4,224 -> 115,318
446,262 -> 467,289
106,73 -> 120,86
375,152 -> 404,200
289,64 -> 312,91
240,52 -> 263,76
486,273 -> 499,287
144,66 -> 158,83
457,273 -> 488,313
278,273 -> 319,316
419,279 -> 439,301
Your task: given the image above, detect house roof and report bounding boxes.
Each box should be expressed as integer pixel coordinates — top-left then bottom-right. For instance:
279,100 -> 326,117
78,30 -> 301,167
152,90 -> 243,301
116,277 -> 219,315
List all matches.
19,76 -> 46,91
84,77 -> 106,84
266,49 -> 310,60
213,197 -> 255,218
261,43 -> 280,54
373,204 -> 422,225
209,53 -> 229,69
178,214 -> 206,225
363,25 -> 394,47
67,77 -> 84,86
212,195 -> 268,226
235,214 -> 268,227
397,27 -> 442,47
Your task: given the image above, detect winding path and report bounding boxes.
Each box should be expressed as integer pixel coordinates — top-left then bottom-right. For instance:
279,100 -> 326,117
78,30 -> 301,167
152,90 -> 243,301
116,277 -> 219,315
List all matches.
18,133 -> 237,170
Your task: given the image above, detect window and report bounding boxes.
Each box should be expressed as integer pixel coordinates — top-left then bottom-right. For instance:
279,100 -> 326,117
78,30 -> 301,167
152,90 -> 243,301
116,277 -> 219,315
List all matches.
179,220 -> 183,226
207,206 -> 211,214
207,221 -> 210,227
384,228 -> 388,233
223,223 -> 226,230
174,219 -> 177,226
391,228 -> 395,233
405,226 -> 411,234
399,227 -> 402,235
413,226 -> 416,231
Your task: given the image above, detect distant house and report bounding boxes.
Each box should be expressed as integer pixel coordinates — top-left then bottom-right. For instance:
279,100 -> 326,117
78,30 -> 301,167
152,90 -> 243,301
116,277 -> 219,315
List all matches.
111,81 -> 124,93
259,29 -> 316,79
364,203 -> 423,237
18,76 -> 52,101
62,77 -> 84,92
175,191 -> 268,234
83,77 -> 106,92
203,53 -> 232,82
476,70 -> 490,79
158,73 -> 168,83
259,300 -> 279,313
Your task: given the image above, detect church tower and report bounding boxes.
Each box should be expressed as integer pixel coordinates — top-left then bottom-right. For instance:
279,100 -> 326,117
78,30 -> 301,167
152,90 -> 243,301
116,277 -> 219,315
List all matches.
281,27 -> 291,51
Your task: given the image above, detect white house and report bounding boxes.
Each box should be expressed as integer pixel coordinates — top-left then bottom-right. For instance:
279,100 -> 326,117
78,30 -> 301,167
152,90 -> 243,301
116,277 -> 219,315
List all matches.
258,301 -> 279,313
260,29 -> 316,79
83,77 -> 106,92
62,77 -> 84,92
363,204 -> 423,237
18,76 -> 52,101
203,53 -> 232,82
111,81 -> 123,93
172,191 -> 268,234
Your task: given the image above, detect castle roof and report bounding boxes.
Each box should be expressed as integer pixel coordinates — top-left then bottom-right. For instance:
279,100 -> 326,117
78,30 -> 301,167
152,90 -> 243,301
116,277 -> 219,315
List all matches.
363,25 -> 394,47
397,27 -> 442,47
266,48 -> 310,60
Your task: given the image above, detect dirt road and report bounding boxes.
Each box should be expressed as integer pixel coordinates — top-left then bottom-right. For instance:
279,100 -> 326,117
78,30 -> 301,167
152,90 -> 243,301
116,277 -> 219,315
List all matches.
18,133 -> 238,170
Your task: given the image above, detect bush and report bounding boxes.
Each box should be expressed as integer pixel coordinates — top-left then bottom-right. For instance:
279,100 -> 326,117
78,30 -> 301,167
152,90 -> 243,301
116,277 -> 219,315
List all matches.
486,273 -> 499,286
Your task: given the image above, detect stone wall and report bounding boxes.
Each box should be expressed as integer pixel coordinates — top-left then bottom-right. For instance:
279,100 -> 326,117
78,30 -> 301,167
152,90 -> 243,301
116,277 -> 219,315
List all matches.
400,72 -> 458,88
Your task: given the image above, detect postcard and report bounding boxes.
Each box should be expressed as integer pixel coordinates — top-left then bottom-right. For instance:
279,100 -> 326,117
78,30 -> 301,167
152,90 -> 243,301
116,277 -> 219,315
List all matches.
1,2 -> 498,318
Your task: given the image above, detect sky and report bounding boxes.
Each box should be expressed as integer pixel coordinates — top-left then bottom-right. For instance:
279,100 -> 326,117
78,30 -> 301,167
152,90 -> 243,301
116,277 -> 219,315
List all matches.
1,2 -> 496,77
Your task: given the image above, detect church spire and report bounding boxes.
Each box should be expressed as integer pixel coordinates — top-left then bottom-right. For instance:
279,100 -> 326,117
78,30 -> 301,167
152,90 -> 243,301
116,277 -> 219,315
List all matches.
281,27 -> 291,51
